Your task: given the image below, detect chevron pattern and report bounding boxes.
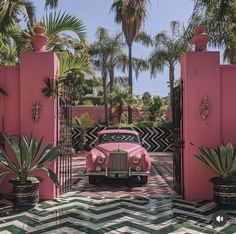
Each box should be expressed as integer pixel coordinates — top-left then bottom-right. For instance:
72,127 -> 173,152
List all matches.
72,127 -> 174,152
0,195 -> 235,233
0,154 -> 236,233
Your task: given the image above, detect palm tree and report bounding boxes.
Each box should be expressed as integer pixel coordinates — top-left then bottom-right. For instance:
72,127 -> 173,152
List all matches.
149,21 -> 191,108
90,27 -> 126,126
109,87 -> 137,123
42,11 -> 86,50
0,10 -> 87,65
111,0 -> 149,123
90,28 -> 110,126
0,0 -> 35,35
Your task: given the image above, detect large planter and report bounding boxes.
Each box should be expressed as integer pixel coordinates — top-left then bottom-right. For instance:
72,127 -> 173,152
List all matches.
210,177 -> 236,208
10,178 -> 40,210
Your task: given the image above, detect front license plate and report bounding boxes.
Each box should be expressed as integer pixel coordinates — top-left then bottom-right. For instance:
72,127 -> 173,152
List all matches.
108,173 -> 128,178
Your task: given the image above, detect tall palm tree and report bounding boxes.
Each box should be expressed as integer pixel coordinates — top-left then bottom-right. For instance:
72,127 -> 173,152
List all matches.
149,21 -> 191,109
111,0 -> 149,123
90,27 -> 125,126
90,28 -> 111,126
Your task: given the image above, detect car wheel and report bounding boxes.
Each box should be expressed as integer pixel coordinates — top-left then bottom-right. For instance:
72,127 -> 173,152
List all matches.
88,176 -> 97,185
140,176 -> 148,185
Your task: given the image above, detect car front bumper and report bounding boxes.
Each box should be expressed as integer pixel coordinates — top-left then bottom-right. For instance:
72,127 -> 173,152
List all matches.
86,169 -> 150,177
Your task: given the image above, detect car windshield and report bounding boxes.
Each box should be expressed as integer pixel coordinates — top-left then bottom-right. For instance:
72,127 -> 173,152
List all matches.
97,133 -> 139,144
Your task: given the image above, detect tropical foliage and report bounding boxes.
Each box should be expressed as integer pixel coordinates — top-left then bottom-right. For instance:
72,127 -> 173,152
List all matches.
90,27 -> 126,126
191,0 -> 236,63
149,21 -> 191,107
195,143 -> 236,179
73,113 -> 94,144
109,87 -> 139,123
111,0 -> 149,123
0,134 -> 61,185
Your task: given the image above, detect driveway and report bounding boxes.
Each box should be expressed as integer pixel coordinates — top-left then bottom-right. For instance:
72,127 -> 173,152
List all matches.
0,153 -> 235,233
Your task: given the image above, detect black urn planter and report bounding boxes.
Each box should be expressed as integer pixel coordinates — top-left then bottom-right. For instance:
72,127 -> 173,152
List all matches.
210,177 -> 236,208
10,178 -> 40,210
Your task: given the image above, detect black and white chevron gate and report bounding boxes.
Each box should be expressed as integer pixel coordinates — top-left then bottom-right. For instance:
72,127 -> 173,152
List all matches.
72,127 -> 173,152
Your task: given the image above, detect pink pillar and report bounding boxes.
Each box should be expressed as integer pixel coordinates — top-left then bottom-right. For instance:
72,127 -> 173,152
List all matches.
181,51 -> 221,200
20,51 -> 59,200
0,66 -> 21,195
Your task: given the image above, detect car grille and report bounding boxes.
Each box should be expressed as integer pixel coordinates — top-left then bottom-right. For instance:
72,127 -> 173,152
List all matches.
109,151 -> 128,171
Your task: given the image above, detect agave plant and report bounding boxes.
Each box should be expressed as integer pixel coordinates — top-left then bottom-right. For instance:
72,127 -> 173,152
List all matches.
195,143 -> 236,179
0,134 -> 61,185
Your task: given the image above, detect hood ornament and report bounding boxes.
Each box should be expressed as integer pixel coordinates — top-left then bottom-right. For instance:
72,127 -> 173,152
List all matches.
118,144 -> 120,152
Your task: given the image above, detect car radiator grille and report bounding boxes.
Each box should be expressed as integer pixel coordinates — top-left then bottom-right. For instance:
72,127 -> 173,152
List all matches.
109,151 -> 128,171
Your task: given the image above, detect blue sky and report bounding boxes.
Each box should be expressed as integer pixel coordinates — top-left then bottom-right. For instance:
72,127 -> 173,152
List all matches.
33,0 -> 195,97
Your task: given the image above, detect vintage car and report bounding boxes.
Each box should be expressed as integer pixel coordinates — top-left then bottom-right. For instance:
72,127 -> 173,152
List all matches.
86,129 -> 151,185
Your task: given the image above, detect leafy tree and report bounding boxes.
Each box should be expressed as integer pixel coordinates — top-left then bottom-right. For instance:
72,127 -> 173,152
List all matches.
191,0 -> 236,63
142,91 -> 152,106
149,96 -> 165,122
0,0 -> 35,35
111,0 -> 149,123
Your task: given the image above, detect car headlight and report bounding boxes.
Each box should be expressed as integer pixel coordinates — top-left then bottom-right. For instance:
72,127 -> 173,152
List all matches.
97,156 -> 105,164
132,156 -> 140,164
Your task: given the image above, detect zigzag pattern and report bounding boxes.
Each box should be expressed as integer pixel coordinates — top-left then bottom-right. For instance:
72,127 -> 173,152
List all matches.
0,154 -> 236,233
0,195 -> 235,233
72,127 -> 174,152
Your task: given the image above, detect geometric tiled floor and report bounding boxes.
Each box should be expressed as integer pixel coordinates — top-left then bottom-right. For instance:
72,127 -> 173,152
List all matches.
0,153 -> 235,233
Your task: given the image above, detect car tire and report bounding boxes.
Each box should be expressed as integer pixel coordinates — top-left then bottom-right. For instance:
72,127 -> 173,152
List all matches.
140,176 -> 148,185
88,176 -> 97,185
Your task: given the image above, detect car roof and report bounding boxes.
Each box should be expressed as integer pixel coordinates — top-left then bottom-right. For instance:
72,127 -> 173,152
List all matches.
97,129 -> 139,136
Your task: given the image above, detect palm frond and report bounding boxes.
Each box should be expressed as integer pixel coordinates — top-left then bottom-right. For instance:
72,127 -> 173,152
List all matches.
42,11 -> 86,42
41,77 -> 57,98
45,0 -> 58,9
135,31 -> 152,46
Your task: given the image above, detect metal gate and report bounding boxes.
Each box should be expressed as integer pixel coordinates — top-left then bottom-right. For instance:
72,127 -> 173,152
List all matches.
172,84 -> 184,194
57,85 -> 73,195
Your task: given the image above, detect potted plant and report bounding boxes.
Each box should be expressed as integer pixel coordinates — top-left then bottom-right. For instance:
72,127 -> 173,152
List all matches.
0,134 -> 61,210
195,142 -> 236,207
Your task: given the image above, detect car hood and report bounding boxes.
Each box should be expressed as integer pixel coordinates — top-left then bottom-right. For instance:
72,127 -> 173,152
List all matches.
95,143 -> 142,155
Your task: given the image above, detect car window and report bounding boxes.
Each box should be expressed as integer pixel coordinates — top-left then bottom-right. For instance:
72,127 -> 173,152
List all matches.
97,133 -> 139,144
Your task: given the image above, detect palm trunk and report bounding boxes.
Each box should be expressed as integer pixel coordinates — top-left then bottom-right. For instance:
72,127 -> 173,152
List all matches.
118,105 -> 123,123
128,45 -> 133,124
109,66 -> 115,124
169,64 -> 175,119
102,62 -> 108,126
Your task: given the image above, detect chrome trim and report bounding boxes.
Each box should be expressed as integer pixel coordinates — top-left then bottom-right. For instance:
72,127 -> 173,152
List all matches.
109,151 -> 128,171
86,171 -> 150,176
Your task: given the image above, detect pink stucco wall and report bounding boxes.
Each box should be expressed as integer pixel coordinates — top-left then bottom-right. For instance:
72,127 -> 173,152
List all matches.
220,65 -> 236,145
182,51 -> 236,201
0,52 -> 59,201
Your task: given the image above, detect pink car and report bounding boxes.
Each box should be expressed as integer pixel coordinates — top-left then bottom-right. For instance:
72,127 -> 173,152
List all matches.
86,129 -> 151,185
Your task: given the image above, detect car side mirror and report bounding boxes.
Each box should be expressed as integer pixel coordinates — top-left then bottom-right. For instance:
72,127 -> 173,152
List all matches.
141,140 -> 145,146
